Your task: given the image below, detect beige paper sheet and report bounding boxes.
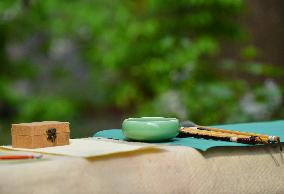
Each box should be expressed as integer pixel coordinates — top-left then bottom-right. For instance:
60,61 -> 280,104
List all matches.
1,138 -> 157,158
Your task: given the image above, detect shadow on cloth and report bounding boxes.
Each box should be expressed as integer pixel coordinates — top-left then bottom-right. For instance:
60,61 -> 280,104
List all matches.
202,143 -> 284,166
86,147 -> 166,162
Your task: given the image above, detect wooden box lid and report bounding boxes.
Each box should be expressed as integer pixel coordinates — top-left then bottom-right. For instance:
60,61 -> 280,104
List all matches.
12,121 -> 70,136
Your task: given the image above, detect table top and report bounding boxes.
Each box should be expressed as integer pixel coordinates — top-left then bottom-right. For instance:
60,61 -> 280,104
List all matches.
0,139 -> 283,194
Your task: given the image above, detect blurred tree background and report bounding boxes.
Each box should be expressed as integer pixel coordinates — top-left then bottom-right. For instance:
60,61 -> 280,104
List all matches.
0,0 -> 283,144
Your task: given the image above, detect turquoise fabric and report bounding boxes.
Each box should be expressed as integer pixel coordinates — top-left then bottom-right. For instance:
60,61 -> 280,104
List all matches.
94,120 -> 284,151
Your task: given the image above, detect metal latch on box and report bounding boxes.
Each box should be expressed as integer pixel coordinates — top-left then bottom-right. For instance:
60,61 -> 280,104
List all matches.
46,128 -> 57,142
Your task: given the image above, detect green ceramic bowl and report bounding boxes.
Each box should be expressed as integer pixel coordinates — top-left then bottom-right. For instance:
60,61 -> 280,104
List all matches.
122,117 -> 180,142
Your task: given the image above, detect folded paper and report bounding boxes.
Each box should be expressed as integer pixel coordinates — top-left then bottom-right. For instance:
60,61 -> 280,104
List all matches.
1,138 -> 158,158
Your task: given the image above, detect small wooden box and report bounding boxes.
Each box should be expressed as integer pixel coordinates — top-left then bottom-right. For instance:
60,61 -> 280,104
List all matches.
11,121 -> 70,148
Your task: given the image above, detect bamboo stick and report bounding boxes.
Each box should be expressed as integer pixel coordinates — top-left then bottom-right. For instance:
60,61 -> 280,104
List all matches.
180,127 -> 273,144
196,126 -> 279,142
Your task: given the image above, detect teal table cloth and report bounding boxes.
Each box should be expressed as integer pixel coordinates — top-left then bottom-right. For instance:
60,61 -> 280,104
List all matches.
94,120 -> 284,151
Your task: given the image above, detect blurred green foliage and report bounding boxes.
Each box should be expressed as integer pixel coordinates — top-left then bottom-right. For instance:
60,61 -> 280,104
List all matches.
0,0 -> 283,143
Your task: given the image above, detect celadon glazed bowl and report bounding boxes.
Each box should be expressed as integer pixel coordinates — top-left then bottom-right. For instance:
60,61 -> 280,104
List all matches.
122,117 -> 180,142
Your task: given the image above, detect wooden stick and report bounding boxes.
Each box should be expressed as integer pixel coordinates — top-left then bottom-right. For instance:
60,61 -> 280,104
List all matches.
0,155 -> 43,160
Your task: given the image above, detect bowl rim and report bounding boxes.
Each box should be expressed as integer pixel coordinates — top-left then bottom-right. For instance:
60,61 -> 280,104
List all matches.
123,117 -> 178,122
